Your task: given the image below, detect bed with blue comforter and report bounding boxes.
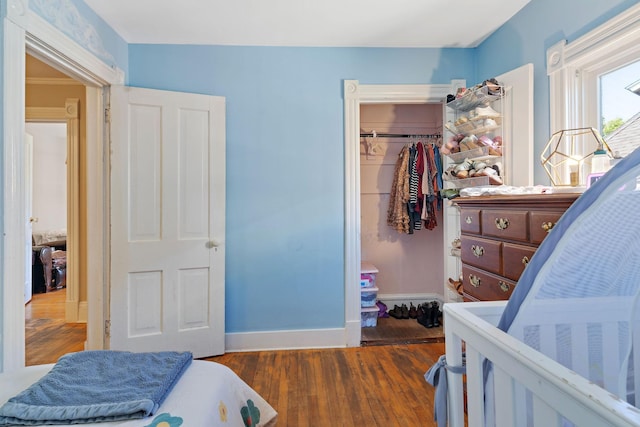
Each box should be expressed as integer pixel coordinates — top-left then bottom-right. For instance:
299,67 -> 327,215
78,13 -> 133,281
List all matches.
0,351 -> 277,426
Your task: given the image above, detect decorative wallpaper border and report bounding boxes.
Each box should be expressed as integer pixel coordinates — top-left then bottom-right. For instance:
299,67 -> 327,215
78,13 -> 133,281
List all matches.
30,0 -> 115,66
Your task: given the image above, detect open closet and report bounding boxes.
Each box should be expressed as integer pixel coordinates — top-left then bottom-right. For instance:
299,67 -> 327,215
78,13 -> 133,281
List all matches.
359,103 -> 446,345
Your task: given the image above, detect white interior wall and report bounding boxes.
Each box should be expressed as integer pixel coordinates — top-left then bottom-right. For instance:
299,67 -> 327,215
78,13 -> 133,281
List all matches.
25,122 -> 67,234
360,103 -> 444,298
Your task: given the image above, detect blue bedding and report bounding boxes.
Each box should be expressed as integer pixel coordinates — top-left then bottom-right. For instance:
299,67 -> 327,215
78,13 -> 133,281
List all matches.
0,350 -> 192,426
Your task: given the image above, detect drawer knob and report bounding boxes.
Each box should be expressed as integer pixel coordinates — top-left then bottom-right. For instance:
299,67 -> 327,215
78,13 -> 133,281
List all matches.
469,274 -> 481,288
471,245 -> 485,257
499,281 -> 510,293
465,216 -> 473,224
522,256 -> 530,266
542,221 -> 556,232
495,218 -> 510,230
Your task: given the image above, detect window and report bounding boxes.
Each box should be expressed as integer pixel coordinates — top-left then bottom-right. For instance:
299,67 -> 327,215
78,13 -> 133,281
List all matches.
547,4 -> 640,159
599,60 -> 640,157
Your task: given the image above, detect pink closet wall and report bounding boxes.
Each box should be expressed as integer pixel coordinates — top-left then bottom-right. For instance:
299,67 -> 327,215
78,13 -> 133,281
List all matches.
360,103 -> 444,296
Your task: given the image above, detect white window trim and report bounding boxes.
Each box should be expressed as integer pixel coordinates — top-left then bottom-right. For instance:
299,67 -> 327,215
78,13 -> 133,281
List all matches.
547,3 -> 640,134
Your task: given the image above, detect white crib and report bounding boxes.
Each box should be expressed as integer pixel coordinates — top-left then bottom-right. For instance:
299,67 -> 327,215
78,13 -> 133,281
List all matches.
444,301 -> 640,427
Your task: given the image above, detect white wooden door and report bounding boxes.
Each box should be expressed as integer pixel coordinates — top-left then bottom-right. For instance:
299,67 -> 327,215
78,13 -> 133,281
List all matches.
497,63 -> 534,187
110,86 -> 226,358
24,133 -> 34,304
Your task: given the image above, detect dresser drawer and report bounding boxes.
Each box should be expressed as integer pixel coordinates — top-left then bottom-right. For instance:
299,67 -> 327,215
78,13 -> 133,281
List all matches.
461,235 -> 501,275
460,209 -> 481,235
455,194 -> 579,303
503,242 -> 536,281
481,209 -> 528,242
529,211 -> 564,244
462,265 -> 516,301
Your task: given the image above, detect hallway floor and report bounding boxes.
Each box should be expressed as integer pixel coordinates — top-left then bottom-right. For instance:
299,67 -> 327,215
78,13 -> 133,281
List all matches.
25,289 -> 86,366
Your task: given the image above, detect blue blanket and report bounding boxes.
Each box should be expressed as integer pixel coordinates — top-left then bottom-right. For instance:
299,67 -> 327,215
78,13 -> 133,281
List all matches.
0,350 -> 192,425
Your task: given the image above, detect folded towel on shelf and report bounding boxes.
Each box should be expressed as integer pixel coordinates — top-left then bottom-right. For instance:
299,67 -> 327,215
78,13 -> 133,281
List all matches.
0,350 -> 192,426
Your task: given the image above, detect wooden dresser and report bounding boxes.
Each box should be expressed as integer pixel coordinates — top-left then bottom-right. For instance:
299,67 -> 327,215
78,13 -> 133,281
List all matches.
455,193 -> 580,301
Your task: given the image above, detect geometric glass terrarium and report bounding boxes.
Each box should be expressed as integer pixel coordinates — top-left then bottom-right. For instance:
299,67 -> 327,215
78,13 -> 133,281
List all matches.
540,127 -> 613,186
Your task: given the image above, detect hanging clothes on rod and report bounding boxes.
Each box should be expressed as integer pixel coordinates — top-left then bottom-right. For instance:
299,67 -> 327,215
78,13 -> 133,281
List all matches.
386,138 -> 443,234
360,131 -> 442,139
361,130 -> 442,156
387,145 -> 411,234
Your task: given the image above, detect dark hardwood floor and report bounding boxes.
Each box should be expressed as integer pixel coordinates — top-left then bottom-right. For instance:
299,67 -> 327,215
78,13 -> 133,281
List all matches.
25,290 -> 446,426
207,343 -> 445,426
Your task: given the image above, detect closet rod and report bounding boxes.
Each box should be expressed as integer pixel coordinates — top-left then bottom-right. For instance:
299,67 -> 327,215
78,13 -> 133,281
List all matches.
360,132 -> 441,139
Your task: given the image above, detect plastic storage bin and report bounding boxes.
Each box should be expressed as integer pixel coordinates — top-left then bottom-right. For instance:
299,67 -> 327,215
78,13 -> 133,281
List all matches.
360,286 -> 379,308
361,306 -> 379,327
361,261 -> 379,288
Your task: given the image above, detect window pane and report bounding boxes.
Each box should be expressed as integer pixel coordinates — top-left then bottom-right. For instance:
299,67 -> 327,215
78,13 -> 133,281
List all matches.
600,60 -> 640,157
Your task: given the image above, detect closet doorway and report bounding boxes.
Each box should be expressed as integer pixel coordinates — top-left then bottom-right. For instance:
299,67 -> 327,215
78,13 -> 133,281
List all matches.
359,103 -> 446,345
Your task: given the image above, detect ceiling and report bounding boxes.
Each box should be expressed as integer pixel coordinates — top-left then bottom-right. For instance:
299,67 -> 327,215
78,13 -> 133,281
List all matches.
82,0 -> 531,48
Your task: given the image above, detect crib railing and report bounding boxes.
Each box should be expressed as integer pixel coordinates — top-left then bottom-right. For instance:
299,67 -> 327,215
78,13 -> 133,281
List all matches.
444,301 -> 640,427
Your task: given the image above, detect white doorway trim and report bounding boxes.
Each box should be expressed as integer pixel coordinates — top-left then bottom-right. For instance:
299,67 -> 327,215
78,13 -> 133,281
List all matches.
343,80 -> 452,346
2,3 -> 123,372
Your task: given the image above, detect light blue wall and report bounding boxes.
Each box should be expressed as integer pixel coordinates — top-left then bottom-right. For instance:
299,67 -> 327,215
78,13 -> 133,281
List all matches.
128,45 -> 475,332
2,0 -> 638,357
476,0 -> 639,184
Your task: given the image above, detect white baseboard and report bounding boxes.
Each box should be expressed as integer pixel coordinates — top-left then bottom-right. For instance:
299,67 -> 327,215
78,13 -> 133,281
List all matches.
224,293 -> 446,353
377,292 -> 444,309
225,327 -> 347,353
345,319 -> 361,347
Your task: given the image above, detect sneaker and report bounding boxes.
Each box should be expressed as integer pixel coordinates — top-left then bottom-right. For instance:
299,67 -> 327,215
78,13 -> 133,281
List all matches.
483,78 -> 502,95
483,118 -> 498,128
474,105 -> 500,118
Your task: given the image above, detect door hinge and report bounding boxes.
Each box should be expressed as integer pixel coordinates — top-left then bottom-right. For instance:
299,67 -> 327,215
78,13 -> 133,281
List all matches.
104,319 -> 111,338
104,107 -> 111,124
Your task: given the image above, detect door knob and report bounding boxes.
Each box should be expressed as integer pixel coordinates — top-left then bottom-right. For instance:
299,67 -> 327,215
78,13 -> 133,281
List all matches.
29,217 -> 38,223
206,240 -> 221,249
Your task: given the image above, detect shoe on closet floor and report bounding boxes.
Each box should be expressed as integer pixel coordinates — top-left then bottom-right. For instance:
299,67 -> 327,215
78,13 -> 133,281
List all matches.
388,304 -> 402,319
376,300 -> 389,318
408,303 -> 418,319
430,302 -> 441,328
417,303 -> 434,328
401,304 -> 410,319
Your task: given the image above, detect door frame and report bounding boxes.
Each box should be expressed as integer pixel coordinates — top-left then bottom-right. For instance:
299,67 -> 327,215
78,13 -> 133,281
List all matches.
2,6 -> 123,372
25,100 -> 80,322
342,80 -> 453,346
